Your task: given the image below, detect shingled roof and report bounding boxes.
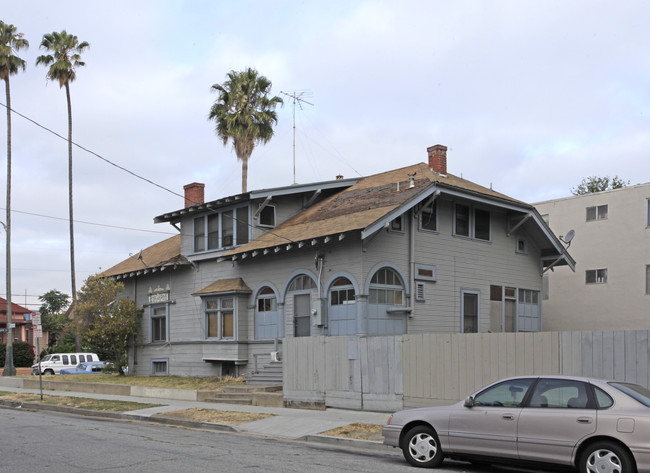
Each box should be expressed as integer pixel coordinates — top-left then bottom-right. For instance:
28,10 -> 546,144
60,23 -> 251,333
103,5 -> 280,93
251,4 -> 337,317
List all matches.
222,162 -> 527,258
101,235 -> 190,279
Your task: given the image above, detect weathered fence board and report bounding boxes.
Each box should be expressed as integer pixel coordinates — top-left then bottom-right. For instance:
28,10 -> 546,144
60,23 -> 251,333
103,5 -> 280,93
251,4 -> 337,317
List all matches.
283,330 -> 650,411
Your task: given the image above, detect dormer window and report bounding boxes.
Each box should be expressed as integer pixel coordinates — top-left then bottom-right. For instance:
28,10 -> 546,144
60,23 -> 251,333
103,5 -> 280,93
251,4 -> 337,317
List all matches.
454,203 -> 491,241
258,204 -> 276,227
193,206 -> 249,253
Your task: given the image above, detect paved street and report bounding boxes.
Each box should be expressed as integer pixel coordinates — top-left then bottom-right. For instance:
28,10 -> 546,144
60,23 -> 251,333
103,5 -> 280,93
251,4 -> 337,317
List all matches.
0,408 -> 431,473
0,407 -> 555,473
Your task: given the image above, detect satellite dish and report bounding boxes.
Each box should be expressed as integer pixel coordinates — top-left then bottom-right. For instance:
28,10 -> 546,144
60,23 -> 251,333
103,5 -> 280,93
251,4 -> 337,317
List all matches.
561,229 -> 575,245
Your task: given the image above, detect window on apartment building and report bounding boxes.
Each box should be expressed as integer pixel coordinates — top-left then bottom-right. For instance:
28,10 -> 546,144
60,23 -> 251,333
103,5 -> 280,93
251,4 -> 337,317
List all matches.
207,214 -> 219,249
194,217 -> 206,252
151,359 -> 168,375
193,206 -> 250,252
222,210 -> 234,247
369,268 -> 404,305
586,269 -> 608,284
151,305 -> 167,343
461,290 -> 480,333
390,215 -> 404,232
646,265 -> 650,295
647,199 -> 650,227
288,274 -> 317,291
455,204 -> 470,237
516,237 -> 528,254
236,207 -> 249,245
419,201 -> 438,232
586,205 -> 608,222
205,297 -> 235,340
258,204 -> 276,227
454,203 -> 490,241
330,277 -> 356,305
255,287 -> 278,340
475,209 -> 490,240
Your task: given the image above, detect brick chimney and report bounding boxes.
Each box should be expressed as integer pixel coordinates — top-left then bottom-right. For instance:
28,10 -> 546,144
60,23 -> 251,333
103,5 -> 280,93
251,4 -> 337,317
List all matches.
183,182 -> 205,208
427,144 -> 448,175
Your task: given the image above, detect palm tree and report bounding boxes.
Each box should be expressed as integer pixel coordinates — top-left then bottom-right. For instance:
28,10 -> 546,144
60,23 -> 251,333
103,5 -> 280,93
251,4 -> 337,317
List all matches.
208,68 -> 283,193
0,21 -> 28,376
36,31 -> 89,352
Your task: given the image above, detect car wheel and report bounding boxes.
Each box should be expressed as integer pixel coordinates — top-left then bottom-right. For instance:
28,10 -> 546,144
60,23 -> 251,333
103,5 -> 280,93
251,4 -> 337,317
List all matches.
44,370 -> 54,376
401,425 -> 444,468
580,441 -> 634,473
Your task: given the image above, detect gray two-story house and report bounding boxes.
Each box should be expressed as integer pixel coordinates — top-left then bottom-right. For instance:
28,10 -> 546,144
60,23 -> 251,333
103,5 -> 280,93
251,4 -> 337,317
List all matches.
102,145 -> 575,377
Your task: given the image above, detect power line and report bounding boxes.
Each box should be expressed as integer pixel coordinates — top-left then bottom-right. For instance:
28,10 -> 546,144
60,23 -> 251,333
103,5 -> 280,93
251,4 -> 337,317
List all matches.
0,207 -> 175,235
1,102 -> 299,246
0,101 -> 185,200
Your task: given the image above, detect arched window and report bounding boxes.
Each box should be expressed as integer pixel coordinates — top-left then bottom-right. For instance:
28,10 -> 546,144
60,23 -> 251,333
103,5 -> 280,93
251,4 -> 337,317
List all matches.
328,277 -> 357,336
287,274 -> 316,337
257,287 -> 277,312
288,274 -> 316,291
369,268 -> 404,305
255,286 -> 278,339
330,277 -> 355,305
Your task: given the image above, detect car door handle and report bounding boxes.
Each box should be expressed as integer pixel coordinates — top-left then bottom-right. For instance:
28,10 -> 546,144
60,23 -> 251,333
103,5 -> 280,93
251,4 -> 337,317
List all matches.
577,417 -> 593,424
502,414 -> 515,420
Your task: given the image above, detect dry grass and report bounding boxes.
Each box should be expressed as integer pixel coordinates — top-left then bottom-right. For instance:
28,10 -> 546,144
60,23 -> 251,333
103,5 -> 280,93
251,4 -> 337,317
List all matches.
158,408 -> 273,425
0,391 -> 161,411
27,374 -> 247,391
320,422 -> 384,441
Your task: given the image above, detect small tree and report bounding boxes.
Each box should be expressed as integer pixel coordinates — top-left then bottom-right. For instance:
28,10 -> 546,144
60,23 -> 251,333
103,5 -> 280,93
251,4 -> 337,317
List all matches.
571,176 -> 629,195
38,289 -> 70,348
75,275 -> 141,374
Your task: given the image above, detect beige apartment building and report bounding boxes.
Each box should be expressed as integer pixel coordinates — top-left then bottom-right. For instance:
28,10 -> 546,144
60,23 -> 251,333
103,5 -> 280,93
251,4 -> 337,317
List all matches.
534,182 -> 650,331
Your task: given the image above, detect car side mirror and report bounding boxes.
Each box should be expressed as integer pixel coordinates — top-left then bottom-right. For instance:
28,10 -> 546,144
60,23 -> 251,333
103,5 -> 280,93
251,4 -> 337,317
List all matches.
464,396 -> 475,408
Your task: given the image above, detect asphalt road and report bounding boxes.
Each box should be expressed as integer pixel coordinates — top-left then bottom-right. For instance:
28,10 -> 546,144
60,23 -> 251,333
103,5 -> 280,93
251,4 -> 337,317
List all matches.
0,407 -> 462,473
0,407 -> 565,473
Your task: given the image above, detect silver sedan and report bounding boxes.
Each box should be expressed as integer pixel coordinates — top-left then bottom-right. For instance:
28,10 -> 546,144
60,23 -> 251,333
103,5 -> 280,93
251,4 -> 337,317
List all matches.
383,375 -> 650,472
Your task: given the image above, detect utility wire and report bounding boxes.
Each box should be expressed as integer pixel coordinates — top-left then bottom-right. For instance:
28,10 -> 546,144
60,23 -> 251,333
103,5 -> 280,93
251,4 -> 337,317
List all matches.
1,101 -> 299,245
0,101 -> 185,200
0,207 -> 175,235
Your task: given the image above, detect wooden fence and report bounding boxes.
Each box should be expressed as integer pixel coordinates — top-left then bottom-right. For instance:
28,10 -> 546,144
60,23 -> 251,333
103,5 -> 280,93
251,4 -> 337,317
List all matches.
283,330 -> 650,411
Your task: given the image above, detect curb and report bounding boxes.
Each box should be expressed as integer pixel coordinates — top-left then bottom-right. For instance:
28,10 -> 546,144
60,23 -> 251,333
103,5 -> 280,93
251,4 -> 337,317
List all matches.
299,434 -> 392,452
0,399 -> 238,433
0,398 -> 388,451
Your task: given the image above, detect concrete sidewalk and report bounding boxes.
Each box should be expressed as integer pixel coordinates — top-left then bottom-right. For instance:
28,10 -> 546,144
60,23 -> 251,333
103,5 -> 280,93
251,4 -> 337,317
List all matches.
0,381 -> 394,451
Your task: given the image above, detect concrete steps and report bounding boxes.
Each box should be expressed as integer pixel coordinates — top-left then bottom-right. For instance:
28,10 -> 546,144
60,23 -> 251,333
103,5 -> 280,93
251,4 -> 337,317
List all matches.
203,384 -> 283,406
247,360 -> 283,386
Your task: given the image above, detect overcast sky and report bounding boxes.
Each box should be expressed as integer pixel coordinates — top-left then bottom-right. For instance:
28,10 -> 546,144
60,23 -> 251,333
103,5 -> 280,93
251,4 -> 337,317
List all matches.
2,0 -> 649,310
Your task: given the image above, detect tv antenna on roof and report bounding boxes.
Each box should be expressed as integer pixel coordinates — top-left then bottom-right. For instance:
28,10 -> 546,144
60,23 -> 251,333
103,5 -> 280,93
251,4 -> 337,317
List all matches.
280,90 -> 313,184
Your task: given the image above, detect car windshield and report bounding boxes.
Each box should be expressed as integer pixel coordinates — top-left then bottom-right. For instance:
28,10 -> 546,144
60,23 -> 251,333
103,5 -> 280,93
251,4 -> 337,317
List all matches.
77,364 -> 87,370
609,382 -> 650,407
41,355 -> 51,362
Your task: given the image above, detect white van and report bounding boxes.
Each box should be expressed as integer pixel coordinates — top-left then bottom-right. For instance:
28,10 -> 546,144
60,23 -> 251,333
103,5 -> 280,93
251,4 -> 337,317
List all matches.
31,353 -> 100,375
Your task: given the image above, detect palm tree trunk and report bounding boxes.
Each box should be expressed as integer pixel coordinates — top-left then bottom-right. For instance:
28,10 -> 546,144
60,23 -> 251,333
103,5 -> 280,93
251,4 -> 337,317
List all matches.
241,157 -> 248,193
65,81 -> 80,352
3,77 -> 15,376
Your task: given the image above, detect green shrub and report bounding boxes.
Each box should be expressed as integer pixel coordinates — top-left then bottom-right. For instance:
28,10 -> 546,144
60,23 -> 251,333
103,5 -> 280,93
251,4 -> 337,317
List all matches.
0,341 -> 35,367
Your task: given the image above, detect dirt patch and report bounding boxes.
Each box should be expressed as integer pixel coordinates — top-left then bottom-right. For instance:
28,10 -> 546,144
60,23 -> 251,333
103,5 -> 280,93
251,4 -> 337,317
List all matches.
0,391 -> 161,411
320,422 -> 384,441
158,408 -> 273,425
20,374 -> 247,392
